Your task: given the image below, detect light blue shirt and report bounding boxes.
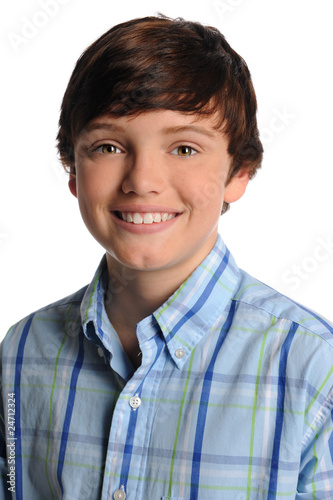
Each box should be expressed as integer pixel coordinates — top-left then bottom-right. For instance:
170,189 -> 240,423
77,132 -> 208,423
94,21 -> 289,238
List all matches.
1,234 -> 333,499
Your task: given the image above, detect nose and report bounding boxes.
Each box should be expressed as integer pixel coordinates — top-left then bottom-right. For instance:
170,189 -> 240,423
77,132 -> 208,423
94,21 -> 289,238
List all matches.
121,151 -> 165,196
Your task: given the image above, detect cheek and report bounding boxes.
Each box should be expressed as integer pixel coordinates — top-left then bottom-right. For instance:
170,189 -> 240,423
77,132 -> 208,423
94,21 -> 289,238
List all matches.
76,166 -> 115,202
183,168 -> 226,213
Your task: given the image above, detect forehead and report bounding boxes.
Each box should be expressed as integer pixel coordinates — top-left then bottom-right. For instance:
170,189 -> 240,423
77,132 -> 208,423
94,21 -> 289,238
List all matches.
78,108 -> 226,141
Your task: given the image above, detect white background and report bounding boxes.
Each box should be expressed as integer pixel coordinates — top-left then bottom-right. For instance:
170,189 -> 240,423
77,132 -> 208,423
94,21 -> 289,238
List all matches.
1,0 -> 332,338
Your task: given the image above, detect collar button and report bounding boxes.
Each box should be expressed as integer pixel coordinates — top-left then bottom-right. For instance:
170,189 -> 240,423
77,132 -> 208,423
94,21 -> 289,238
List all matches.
175,347 -> 186,359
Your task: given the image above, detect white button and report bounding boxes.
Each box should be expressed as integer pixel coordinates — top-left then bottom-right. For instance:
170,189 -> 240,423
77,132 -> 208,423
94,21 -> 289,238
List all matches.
97,347 -> 104,357
129,394 -> 141,410
175,348 -> 185,359
113,489 -> 126,500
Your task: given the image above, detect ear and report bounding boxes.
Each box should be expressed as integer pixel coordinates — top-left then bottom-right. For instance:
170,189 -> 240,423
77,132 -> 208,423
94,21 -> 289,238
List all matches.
224,167 -> 251,204
68,175 -> 77,198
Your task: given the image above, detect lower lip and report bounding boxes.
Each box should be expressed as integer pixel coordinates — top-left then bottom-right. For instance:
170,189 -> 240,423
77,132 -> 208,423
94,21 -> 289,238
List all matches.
110,212 -> 181,234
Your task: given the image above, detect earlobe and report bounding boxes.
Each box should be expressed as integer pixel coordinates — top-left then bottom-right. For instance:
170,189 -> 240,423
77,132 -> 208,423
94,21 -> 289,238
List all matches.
224,168 -> 250,204
68,175 -> 77,198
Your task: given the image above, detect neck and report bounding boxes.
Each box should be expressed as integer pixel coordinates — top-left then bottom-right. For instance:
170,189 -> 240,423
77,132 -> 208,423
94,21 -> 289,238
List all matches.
105,260 -> 192,330
104,261 -> 193,369
104,234 -> 218,366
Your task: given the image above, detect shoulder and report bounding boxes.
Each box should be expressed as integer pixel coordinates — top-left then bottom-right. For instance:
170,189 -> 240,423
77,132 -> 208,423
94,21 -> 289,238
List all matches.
2,285 -> 89,352
233,268 -> 333,346
231,270 -> 333,421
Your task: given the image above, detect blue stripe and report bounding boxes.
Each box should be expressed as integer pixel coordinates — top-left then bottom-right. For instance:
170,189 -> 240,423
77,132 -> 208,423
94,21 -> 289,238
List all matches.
96,278 -> 104,339
329,410 -> 333,463
13,313 -> 34,500
118,336 -> 164,492
120,389 -> 141,482
190,300 -> 236,499
267,321 -> 298,499
165,248 -> 230,343
287,297 -> 333,333
57,331 -> 84,493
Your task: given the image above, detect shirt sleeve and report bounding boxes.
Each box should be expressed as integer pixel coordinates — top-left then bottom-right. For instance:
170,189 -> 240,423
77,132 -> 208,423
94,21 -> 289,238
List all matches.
0,459 -> 11,500
297,387 -> 333,496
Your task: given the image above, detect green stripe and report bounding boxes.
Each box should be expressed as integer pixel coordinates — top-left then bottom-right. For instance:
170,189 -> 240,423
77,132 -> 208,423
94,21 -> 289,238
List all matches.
4,381 -> 303,415
173,333 -> 192,350
199,263 -> 233,292
106,470 -> 295,495
154,279 -> 189,320
229,325 -> 314,339
305,364 -> 333,416
311,434 -> 319,499
84,271 -> 102,324
234,282 -> 263,300
247,316 -> 276,500
22,454 -> 103,471
14,384 -> 117,395
167,347 -> 196,498
45,305 -> 73,498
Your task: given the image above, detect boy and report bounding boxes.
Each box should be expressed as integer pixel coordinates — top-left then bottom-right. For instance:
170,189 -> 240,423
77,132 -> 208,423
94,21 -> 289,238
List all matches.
1,14 -> 333,500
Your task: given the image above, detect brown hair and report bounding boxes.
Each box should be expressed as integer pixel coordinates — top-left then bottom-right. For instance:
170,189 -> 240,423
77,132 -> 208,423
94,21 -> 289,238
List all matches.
57,14 -> 263,213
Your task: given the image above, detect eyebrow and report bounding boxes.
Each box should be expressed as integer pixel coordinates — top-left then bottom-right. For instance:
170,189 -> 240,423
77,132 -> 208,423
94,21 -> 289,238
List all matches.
82,123 -> 126,134
161,125 -> 217,139
82,122 -> 217,139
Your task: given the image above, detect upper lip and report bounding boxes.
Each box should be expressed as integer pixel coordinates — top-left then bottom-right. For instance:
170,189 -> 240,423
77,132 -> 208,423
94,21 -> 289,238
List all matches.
111,204 -> 182,213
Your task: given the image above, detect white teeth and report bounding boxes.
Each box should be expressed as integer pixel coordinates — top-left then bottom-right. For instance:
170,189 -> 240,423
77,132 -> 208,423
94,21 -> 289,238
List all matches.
119,211 -> 177,224
143,213 -> 153,224
133,213 -> 143,224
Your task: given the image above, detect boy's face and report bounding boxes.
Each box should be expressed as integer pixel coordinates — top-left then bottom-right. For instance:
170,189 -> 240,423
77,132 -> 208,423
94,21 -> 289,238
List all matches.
71,110 -> 249,275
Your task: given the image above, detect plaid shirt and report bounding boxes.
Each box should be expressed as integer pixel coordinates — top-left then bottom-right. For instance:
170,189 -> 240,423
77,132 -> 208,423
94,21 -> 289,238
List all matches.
1,234 -> 333,499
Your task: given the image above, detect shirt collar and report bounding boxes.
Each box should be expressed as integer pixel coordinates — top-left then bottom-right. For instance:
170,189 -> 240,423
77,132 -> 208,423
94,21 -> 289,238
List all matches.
80,233 -> 240,370
80,255 -> 135,378
153,233 -> 240,367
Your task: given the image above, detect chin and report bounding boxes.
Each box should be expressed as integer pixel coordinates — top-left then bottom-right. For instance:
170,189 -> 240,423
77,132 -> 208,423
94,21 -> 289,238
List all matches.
108,247 -> 172,272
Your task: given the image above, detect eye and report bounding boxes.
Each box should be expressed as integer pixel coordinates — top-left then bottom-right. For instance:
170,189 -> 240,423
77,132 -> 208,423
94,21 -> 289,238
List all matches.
171,145 -> 198,157
94,144 -> 121,154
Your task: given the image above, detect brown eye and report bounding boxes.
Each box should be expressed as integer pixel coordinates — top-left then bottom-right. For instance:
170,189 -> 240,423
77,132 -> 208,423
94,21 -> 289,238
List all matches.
96,144 -> 120,154
179,146 -> 191,156
171,145 -> 197,157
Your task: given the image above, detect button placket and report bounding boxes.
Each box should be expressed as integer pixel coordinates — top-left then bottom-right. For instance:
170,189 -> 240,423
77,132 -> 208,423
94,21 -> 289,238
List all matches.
101,328 -> 166,500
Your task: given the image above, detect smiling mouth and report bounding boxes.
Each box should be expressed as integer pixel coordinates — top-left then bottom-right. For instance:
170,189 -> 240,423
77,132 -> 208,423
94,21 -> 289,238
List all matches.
114,211 -> 179,224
